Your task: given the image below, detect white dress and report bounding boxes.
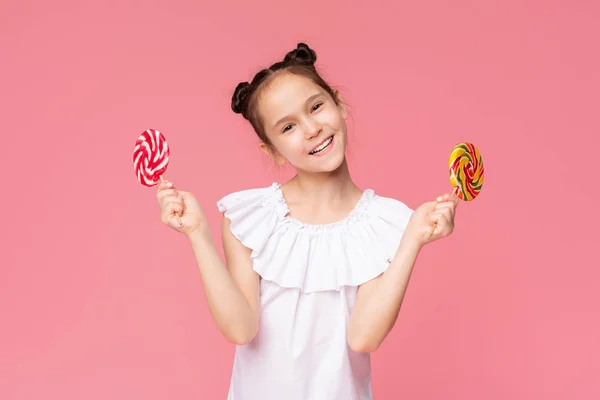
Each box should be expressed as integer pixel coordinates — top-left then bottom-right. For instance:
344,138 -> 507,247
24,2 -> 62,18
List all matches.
217,182 -> 414,400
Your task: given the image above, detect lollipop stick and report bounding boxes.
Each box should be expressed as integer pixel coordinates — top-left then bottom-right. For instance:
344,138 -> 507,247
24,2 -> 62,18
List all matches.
160,176 -> 183,226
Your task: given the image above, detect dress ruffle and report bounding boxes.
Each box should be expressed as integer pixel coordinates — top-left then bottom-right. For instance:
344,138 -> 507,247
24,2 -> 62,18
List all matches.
217,183 -> 414,293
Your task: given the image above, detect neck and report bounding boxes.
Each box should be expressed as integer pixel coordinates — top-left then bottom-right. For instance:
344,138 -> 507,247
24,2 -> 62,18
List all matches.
288,157 -> 360,199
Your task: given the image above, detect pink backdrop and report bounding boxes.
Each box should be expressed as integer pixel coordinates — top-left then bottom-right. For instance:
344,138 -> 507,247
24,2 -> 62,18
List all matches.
1,0 -> 598,398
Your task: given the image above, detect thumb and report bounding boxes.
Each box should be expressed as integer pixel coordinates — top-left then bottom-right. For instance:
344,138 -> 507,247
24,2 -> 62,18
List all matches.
178,190 -> 196,200
424,200 -> 437,211
178,190 -> 195,201
177,190 -> 200,208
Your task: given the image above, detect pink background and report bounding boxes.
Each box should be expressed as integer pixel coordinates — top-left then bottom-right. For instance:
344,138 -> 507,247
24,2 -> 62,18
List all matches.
1,0 -> 599,398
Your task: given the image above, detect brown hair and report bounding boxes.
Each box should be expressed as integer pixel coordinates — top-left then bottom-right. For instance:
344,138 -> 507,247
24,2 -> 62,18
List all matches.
231,43 -> 340,146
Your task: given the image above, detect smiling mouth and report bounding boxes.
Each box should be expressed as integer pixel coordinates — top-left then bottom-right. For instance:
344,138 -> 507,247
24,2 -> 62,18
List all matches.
309,136 -> 333,155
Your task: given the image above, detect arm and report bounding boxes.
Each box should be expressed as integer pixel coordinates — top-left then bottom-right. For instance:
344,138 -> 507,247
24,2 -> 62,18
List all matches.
187,214 -> 260,345
347,235 -> 421,353
347,192 -> 458,353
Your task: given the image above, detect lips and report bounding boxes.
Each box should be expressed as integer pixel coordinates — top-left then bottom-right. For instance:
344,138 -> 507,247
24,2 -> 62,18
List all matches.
309,136 -> 334,155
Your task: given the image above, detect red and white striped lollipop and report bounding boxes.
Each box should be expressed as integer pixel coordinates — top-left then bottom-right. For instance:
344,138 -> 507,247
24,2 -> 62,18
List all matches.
133,129 -> 181,225
133,129 -> 170,186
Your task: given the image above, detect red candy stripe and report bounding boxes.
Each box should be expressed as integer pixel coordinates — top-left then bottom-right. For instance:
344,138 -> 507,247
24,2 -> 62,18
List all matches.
133,129 -> 170,187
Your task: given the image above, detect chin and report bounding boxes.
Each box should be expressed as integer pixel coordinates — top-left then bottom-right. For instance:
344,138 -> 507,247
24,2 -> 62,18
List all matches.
321,154 -> 346,172
305,150 -> 346,173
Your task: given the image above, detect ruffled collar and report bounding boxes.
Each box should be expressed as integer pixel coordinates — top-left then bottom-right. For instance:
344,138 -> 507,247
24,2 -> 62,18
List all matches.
265,182 -> 376,233
217,182 -> 414,292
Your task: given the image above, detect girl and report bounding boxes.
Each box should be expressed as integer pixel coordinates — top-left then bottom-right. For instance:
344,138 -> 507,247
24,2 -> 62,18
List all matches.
156,43 -> 458,400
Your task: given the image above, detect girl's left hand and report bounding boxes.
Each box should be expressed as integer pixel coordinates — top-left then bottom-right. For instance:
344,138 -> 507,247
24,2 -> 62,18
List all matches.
404,192 -> 459,248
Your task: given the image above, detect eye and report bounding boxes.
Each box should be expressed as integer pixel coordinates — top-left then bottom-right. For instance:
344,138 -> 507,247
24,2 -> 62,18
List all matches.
282,124 -> 294,133
311,102 -> 323,112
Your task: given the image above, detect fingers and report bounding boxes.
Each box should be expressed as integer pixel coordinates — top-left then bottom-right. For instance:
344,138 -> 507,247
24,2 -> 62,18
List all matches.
158,188 -> 177,196
157,182 -> 189,202
177,190 -> 192,200
165,196 -> 184,213
434,193 -> 458,221
164,211 -> 183,228
423,192 -> 458,241
156,180 -> 187,228
429,213 -> 445,236
436,192 -> 460,207
157,180 -> 175,191
430,209 -> 454,236
156,189 -> 183,203
157,180 -> 182,201
160,195 -> 185,224
157,179 -> 177,197
434,202 -> 456,219
177,191 -> 193,208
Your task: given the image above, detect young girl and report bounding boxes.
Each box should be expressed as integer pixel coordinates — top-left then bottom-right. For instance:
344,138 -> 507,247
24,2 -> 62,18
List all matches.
156,43 -> 458,400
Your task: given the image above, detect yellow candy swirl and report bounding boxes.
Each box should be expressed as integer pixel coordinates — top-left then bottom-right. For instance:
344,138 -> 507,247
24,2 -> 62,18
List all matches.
448,142 -> 484,201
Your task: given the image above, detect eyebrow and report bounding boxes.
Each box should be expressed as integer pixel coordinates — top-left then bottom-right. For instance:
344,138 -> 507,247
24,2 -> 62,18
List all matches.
272,93 -> 323,129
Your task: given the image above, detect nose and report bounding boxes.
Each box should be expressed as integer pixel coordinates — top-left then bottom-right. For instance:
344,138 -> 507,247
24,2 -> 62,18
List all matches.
303,117 -> 322,140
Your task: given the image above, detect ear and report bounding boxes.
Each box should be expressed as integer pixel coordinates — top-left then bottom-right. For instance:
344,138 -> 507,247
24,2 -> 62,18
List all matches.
259,142 -> 287,166
333,90 -> 348,120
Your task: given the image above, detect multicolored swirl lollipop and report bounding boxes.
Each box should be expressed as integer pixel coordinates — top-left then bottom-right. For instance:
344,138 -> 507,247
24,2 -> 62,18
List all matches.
133,129 -> 182,225
448,142 -> 484,201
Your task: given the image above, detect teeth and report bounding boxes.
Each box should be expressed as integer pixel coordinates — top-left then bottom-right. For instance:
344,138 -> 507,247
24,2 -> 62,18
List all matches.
310,137 -> 333,154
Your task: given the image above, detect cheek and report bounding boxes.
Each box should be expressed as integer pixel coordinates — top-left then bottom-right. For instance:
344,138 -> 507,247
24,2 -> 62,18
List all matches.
275,133 -> 307,157
323,108 -> 346,130
330,113 -> 347,140
288,134 -> 308,155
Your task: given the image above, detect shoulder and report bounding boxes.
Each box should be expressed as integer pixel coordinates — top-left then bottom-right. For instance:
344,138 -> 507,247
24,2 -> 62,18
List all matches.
368,191 -> 414,223
216,182 -> 287,257
217,182 -> 279,211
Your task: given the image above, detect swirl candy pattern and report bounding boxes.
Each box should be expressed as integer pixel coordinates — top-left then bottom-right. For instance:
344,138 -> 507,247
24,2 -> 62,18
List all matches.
133,129 -> 170,187
448,142 -> 484,201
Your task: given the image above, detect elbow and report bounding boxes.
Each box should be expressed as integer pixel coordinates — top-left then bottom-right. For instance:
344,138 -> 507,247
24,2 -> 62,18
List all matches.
225,324 -> 258,346
349,340 -> 380,354
228,335 -> 253,346
347,333 -> 381,354
226,331 -> 255,346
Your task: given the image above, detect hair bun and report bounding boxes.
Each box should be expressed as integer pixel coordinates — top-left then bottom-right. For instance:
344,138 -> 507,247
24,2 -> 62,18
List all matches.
283,43 -> 317,66
231,81 -> 252,114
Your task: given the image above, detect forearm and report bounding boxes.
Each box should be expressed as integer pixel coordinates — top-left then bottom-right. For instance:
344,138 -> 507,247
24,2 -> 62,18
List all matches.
187,231 -> 257,344
348,236 -> 422,352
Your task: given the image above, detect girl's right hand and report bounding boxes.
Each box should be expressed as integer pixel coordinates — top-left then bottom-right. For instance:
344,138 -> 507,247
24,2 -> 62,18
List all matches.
156,180 -> 208,237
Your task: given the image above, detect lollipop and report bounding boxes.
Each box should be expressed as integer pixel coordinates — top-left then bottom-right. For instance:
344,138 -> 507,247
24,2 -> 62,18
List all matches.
133,129 -> 182,225
448,142 -> 484,201
133,129 -> 170,186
